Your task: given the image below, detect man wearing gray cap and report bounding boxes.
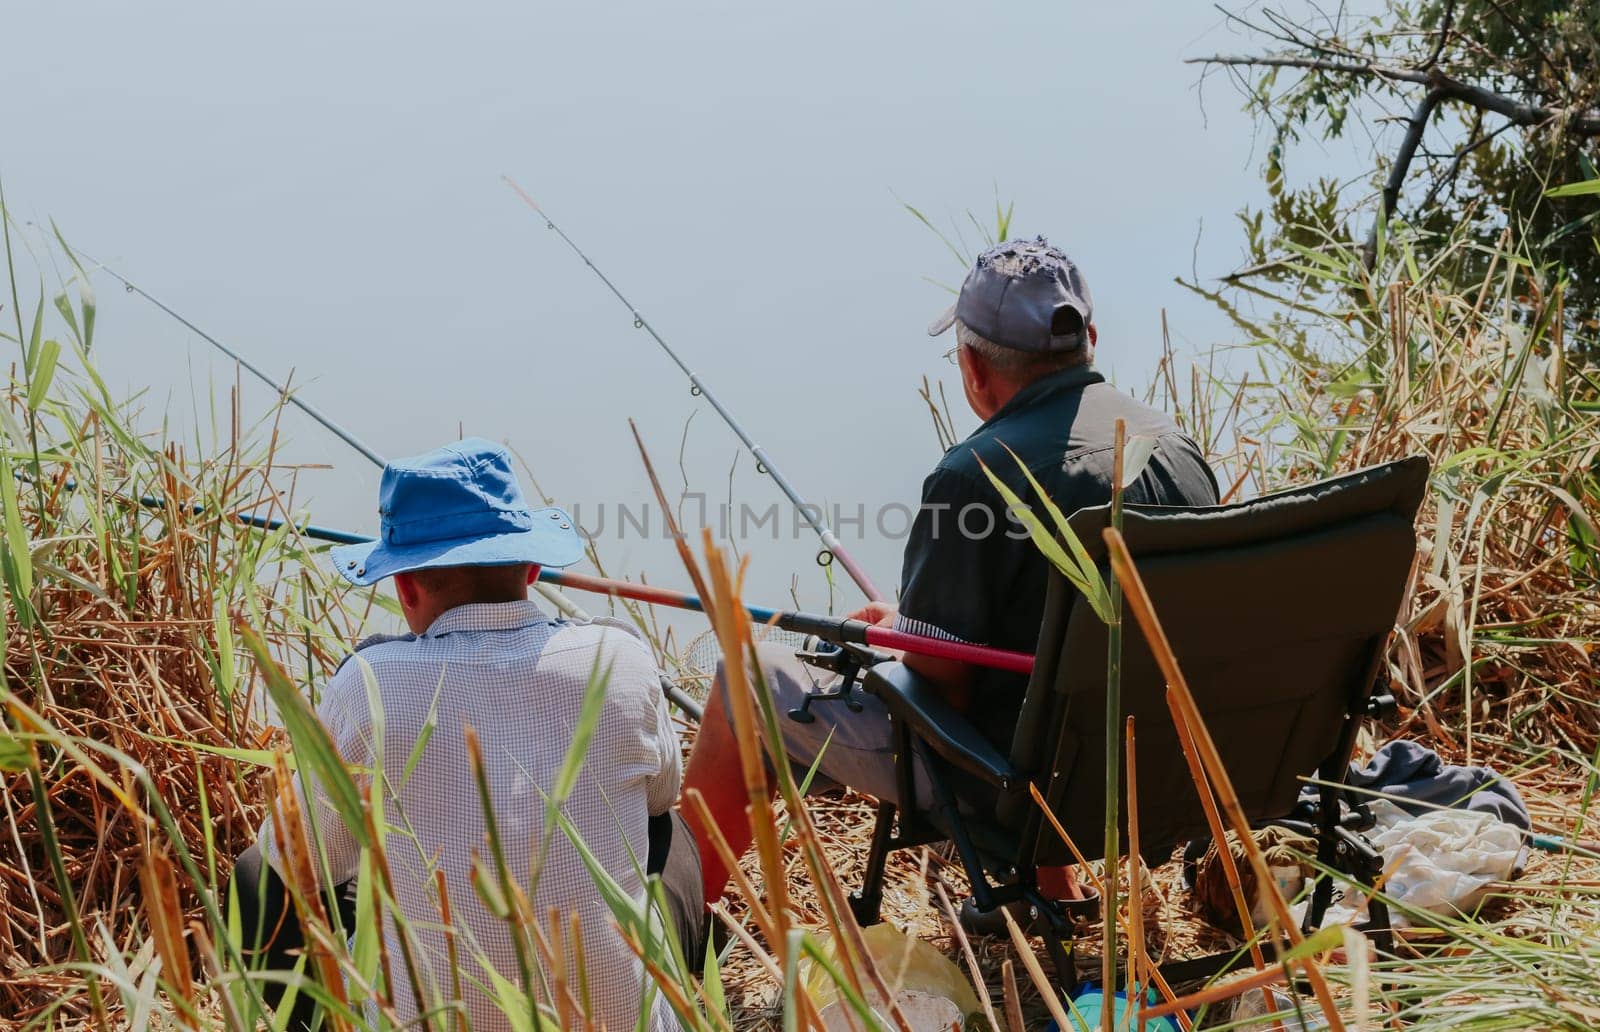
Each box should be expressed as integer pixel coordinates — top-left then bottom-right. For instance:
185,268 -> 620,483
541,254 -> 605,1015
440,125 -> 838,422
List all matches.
873,236 -> 1218,687
684,238 -> 1217,914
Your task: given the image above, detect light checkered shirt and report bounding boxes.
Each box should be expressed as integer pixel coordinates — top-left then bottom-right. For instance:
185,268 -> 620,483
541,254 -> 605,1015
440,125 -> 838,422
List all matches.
261,601 -> 684,1031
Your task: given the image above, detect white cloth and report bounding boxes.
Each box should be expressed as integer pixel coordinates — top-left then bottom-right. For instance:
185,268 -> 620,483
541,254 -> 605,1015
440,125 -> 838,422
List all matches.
1298,799 -> 1525,929
261,601 -> 683,1031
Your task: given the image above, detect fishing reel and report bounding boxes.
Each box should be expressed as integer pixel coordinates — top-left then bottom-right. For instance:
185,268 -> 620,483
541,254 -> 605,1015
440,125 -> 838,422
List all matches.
786,638 -> 893,724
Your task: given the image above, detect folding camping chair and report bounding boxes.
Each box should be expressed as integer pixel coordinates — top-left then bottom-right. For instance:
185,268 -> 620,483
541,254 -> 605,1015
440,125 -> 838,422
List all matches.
846,455 -> 1430,993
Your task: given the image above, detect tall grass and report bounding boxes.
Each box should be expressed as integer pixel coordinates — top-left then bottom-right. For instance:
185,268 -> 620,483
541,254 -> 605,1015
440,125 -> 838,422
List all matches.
1172,219 -> 1599,764
1155,215 -> 1600,1027
0,218 -> 375,1024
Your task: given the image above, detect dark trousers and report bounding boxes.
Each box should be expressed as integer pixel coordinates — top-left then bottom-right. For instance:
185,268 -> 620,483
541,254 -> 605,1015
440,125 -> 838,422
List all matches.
230,843 -> 358,1030
229,813 -> 704,1028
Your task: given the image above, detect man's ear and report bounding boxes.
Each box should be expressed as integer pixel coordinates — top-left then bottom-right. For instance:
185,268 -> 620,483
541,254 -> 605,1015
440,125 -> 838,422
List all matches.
1087,323 -> 1098,346
962,345 -> 992,393
526,564 -> 542,585
394,571 -> 420,610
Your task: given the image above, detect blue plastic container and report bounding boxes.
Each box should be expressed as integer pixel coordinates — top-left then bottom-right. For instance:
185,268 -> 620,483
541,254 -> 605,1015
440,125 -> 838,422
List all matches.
1045,987 -> 1180,1032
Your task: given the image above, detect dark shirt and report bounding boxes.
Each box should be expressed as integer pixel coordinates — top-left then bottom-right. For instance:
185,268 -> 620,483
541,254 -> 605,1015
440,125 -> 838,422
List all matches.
895,363 -> 1219,748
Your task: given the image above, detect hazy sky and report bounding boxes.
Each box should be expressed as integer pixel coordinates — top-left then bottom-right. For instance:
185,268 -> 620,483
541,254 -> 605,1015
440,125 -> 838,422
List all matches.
2,2 -> 1366,618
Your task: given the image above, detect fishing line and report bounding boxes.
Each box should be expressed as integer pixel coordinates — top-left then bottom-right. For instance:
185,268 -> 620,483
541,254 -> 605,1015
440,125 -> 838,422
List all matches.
73,251 -> 593,623
503,178 -> 887,603
76,251 -> 387,468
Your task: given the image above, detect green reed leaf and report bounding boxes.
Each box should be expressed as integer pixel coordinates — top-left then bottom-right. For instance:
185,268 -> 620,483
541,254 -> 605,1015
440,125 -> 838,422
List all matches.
237,621 -> 369,847
26,339 -> 60,411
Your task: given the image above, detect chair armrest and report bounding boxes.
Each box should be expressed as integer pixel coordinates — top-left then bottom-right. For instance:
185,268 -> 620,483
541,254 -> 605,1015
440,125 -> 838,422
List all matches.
861,662 -> 1022,792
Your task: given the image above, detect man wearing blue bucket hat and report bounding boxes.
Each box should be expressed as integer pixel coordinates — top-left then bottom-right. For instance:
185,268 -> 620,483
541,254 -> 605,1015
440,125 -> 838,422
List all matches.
230,438 -> 700,1031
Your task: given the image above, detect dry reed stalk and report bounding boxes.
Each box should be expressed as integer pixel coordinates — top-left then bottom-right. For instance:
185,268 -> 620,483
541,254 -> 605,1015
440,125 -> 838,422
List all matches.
684,789 -> 783,946
267,750 -> 351,1032
546,906 -> 574,1029
933,880 -> 1000,1032
136,833 -> 197,1029
630,422 -> 795,944
436,868 -> 465,1032
711,902 -> 784,983
762,746 -> 914,1032
1166,709 -> 1283,1031
698,540 -> 797,943
1001,960 -> 1025,1032
612,917 -> 730,1032
1139,964 -> 1290,1021
1029,783 -> 1105,895
701,527 -> 912,1032
1168,714 -> 1269,929
1125,716 -> 1147,1030
1000,907 -> 1073,1031
567,910 -> 596,1032
1103,529 -> 1345,1032
710,902 -> 826,1032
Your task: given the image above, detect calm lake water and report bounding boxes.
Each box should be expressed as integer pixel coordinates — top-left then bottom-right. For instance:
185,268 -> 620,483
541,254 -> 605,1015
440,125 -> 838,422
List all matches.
3,1 -> 1372,628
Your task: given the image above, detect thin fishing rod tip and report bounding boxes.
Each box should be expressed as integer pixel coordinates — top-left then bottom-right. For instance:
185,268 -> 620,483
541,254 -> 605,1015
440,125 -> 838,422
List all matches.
502,175 -> 541,212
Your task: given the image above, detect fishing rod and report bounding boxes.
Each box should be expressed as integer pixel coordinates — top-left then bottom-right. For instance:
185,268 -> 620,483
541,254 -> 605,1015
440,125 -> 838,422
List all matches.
96,485 -> 1032,675
27,477 -> 703,717
76,252 -> 591,622
503,178 -> 887,604
540,568 -> 1034,674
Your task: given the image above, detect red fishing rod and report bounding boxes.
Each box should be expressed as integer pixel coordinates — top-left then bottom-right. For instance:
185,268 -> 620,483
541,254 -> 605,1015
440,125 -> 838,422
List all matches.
538,568 -> 1034,674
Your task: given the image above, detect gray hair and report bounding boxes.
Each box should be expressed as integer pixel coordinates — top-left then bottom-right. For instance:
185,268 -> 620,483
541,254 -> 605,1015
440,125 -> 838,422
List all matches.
955,319 -> 1088,377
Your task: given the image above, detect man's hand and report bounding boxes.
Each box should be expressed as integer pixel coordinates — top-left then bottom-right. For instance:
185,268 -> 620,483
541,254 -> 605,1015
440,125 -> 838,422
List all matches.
845,601 -> 898,627
844,601 -> 977,710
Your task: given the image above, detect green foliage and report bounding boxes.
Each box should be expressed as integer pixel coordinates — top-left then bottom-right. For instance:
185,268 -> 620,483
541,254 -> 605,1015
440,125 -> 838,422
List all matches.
1208,1 -> 1600,346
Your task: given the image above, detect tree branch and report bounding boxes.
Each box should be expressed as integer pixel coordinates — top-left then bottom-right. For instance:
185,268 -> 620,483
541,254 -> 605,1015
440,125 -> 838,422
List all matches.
1422,0 -> 1456,69
1363,86 -> 1446,267
1417,118 -> 1520,212
1188,54 -> 1600,135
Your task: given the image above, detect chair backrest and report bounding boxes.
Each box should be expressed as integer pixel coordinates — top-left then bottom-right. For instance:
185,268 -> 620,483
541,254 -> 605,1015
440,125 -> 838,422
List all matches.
996,456 -> 1429,868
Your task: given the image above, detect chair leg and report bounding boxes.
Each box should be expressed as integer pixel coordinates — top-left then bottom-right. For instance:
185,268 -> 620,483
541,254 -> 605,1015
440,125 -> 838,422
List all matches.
919,744 -> 1000,914
850,801 -> 896,926
1366,895 -> 1394,956
1305,782 -> 1342,934
1339,826 -> 1395,957
1033,896 -> 1081,1001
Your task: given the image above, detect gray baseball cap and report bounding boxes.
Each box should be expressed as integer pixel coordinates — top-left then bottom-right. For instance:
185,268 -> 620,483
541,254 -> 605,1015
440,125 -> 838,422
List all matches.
928,236 -> 1094,352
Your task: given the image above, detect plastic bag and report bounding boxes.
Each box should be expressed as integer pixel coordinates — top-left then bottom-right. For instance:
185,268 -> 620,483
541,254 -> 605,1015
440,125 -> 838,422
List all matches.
802,923 -> 981,1030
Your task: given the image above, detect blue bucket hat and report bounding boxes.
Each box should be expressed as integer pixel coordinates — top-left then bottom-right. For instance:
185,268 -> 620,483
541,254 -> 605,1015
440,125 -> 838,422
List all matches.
330,438 -> 584,587
928,236 -> 1093,353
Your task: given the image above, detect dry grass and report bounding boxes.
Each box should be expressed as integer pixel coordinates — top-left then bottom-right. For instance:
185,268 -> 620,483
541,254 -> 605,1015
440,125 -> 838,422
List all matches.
0,331 -> 365,1023
1167,251 -> 1600,766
